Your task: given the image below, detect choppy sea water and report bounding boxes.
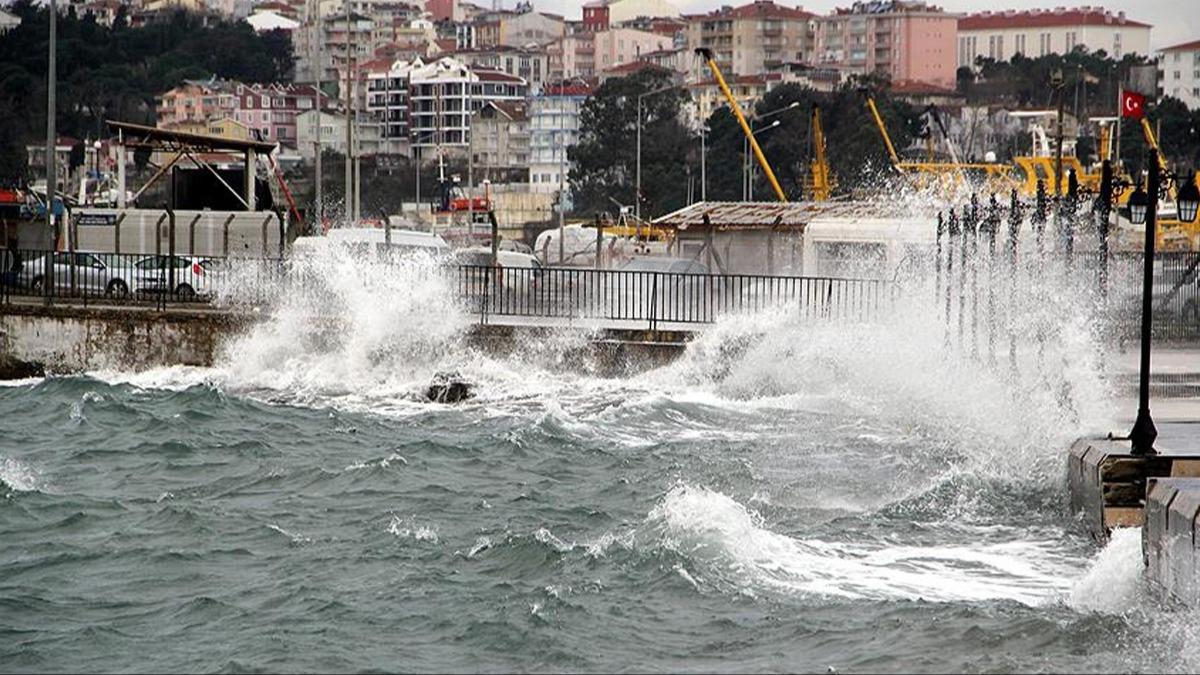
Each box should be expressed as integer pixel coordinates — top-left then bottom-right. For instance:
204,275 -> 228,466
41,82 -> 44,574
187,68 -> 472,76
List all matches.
3,245 -> 1199,672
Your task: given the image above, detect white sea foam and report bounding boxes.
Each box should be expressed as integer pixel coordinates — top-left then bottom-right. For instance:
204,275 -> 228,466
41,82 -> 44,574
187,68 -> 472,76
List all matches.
1068,527 -> 1148,613
647,484 -> 1078,605
0,456 -> 39,493
386,515 -> 439,543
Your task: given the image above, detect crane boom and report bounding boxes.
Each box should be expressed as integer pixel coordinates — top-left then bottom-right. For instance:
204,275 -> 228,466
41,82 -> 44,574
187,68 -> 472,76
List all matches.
864,93 -> 900,167
808,103 -> 833,201
1141,118 -> 1175,199
694,48 -> 787,202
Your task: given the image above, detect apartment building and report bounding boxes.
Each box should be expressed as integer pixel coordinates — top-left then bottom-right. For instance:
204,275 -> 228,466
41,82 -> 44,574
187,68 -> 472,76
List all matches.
451,45 -> 551,91
581,0 -> 680,27
364,56 -> 527,153
957,7 -> 1151,68
527,81 -> 590,193
1159,40 -> 1200,110
683,1 -> 816,81
549,26 -> 671,79
156,79 -> 327,148
816,0 -> 958,88
469,101 -> 531,180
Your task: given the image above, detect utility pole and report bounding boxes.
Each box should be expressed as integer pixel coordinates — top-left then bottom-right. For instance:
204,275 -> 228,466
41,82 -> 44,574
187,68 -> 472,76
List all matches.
313,1 -> 323,232
45,0 -> 57,237
467,74 -> 474,238
700,123 -> 706,203
343,0 -> 353,225
1052,68 -> 1065,196
558,90 -> 565,265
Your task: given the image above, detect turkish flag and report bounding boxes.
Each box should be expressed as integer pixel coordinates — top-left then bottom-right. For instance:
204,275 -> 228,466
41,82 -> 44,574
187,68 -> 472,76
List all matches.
1121,90 -> 1146,119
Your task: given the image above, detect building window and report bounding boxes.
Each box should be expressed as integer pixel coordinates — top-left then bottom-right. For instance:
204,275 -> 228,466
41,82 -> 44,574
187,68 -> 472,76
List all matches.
1065,32 -> 1077,51
1015,34 -> 1025,55
1039,33 -> 1050,56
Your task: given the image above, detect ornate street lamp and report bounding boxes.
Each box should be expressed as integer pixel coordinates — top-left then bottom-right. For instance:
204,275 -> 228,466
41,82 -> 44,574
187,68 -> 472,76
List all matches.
1126,183 -> 1149,225
1177,175 -> 1200,223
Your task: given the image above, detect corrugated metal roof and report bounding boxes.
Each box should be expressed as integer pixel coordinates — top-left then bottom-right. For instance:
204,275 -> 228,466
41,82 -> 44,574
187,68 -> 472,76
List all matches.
652,201 -> 870,230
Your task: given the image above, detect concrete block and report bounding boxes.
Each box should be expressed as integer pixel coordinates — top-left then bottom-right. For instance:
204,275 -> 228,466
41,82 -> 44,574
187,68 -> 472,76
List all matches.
1168,482 -> 1200,603
1144,478 -> 1178,585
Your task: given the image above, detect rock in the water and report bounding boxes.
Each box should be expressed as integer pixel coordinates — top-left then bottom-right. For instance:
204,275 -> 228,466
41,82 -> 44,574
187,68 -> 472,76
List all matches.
426,372 -> 472,403
0,356 -> 45,380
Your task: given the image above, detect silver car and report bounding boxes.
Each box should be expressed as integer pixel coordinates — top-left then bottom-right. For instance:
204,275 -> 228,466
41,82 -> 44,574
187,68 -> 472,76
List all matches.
17,252 -> 131,296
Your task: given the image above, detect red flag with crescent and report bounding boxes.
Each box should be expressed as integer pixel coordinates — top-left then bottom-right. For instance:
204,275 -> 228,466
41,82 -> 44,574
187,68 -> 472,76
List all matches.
1121,90 -> 1146,119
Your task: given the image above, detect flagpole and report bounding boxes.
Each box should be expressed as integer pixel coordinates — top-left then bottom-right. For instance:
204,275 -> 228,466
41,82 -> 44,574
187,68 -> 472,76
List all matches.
1114,82 -> 1123,170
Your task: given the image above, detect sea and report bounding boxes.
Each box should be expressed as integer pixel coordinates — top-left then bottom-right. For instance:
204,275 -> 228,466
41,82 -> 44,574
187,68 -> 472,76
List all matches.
2,243 -> 1198,673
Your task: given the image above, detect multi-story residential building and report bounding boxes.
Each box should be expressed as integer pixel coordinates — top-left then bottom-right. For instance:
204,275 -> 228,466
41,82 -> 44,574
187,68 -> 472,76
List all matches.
156,79 -> 326,148
581,0 -> 679,27
549,26 -> 671,79
957,8 -> 1150,67
469,2 -> 563,49
77,0 -> 122,27
527,81 -> 589,193
451,46 -> 551,91
293,10 -> 374,86
295,109 -> 405,160
688,72 -> 786,123
683,1 -> 816,81
364,56 -> 527,154
1159,40 -> 1200,110
156,79 -> 242,129
469,101 -> 530,180
816,0 -> 958,88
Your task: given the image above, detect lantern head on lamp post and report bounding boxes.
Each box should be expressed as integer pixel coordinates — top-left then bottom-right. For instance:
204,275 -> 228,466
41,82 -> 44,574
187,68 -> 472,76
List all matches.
1177,176 -> 1200,223
1126,183 -> 1149,224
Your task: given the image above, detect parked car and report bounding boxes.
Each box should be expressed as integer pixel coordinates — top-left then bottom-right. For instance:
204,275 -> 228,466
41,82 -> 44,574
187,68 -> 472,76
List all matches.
128,255 -> 214,299
16,252 -> 131,296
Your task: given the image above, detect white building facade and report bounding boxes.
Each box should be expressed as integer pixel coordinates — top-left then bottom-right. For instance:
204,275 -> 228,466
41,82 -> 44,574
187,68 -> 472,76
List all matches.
527,82 -> 589,193
1159,40 -> 1200,110
957,7 -> 1151,68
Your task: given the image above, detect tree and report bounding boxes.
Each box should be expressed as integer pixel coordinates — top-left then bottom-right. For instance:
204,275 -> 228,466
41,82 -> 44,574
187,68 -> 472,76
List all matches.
569,67 -> 692,218
0,5 -> 294,183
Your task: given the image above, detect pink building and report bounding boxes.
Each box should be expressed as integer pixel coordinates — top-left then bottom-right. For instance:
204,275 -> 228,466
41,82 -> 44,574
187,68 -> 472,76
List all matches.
156,79 -> 328,149
816,0 -> 958,89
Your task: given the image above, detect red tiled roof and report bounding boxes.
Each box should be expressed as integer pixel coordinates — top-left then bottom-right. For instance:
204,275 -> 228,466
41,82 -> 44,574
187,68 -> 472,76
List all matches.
688,1 -> 814,22
959,8 -> 1150,31
890,79 -> 956,95
603,60 -> 658,75
433,38 -> 457,51
542,80 -> 592,96
483,100 -> 528,121
475,69 -> 525,83
1160,39 -> 1200,53
360,57 -> 396,73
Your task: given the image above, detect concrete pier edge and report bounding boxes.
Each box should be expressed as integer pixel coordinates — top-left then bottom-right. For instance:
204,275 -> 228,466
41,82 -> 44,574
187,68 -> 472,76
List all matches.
1068,436 -> 1200,604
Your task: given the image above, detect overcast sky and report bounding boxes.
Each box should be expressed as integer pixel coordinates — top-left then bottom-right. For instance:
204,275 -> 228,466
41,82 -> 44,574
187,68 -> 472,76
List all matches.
532,0 -> 1196,51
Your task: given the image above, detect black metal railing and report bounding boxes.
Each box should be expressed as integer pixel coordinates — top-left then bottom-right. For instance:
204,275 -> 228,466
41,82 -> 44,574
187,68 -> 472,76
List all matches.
3,247 -> 1196,340
0,249 -> 284,309
456,265 -> 893,328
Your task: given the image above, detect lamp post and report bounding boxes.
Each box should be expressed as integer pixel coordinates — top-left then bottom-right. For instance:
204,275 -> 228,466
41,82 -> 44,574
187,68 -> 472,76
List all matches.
1124,155 -> 1200,455
635,82 -> 679,223
741,102 -> 797,201
745,120 -> 781,201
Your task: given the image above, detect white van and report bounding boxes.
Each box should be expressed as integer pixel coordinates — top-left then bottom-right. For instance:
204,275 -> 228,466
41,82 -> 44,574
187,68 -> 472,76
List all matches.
454,246 -> 543,292
293,227 -> 451,259
801,216 -> 936,279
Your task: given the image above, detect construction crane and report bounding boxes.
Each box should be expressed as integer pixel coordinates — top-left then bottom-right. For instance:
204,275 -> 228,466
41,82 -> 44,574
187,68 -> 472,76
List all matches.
861,89 -> 1013,191
805,103 -> 834,201
694,48 -> 787,202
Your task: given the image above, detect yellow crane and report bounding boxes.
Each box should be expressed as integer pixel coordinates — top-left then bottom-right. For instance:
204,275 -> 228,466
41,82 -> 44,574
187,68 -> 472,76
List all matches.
806,103 -> 834,201
694,48 -> 787,202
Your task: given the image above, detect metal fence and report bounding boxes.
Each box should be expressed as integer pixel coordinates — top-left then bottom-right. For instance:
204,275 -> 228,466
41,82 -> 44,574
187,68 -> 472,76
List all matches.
456,265 -> 893,328
0,249 -> 283,309
3,247 -> 1196,339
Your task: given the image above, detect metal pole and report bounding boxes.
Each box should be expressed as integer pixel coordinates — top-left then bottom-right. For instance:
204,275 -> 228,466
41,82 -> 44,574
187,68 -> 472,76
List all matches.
700,124 -> 706,202
936,211 -> 943,316
1098,159 -> 1112,302
558,96 -> 565,265
635,96 -> 641,223
467,78 -> 474,238
1054,81 -> 1065,197
986,194 -> 998,367
1129,153 -> 1159,455
45,0 -> 57,239
314,4 -> 323,233
945,208 -> 957,348
343,1 -> 353,224
958,204 -> 968,349
1007,189 -> 1021,376
970,194 -> 979,360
